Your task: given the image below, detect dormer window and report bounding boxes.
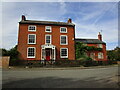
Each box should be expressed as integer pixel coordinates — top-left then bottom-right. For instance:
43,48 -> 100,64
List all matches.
60,27 -> 67,33
45,26 -> 52,32
28,25 -> 36,31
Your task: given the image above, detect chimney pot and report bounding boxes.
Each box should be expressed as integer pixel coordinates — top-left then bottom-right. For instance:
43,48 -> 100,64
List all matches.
98,32 -> 102,41
67,18 -> 72,23
22,15 -> 26,21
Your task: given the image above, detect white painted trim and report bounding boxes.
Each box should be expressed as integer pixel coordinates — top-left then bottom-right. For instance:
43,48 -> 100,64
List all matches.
60,27 -> 67,33
60,35 -> 68,45
28,25 -> 36,32
60,48 -> 68,58
27,47 -> 36,58
45,34 -> 52,44
28,34 -> 36,44
45,26 -> 52,32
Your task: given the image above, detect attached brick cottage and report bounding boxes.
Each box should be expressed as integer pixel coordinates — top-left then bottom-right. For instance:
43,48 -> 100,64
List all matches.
17,15 -> 107,62
75,32 -> 107,61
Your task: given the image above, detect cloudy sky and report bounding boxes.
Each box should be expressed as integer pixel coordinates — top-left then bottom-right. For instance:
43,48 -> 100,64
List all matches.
1,1 -> 118,50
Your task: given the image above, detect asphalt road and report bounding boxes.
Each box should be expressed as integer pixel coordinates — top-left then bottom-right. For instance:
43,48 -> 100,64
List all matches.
2,66 -> 120,88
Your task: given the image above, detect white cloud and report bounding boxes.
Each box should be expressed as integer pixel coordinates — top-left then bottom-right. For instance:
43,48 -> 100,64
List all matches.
1,2 -> 118,50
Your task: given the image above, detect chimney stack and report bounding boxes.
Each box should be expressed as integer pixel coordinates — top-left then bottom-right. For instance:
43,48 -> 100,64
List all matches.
98,32 -> 102,41
67,18 -> 72,23
22,15 -> 26,21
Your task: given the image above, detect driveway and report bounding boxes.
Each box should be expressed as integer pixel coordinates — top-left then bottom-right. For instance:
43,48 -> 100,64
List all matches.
2,66 -> 120,88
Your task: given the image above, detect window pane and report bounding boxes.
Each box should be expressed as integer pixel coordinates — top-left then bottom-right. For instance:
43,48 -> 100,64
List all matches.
28,48 -> 35,57
28,35 -> 35,44
46,35 -> 51,44
61,49 -> 67,56
98,44 -> 102,48
29,26 -> 36,31
98,52 -> 103,59
61,36 -> 66,44
61,27 -> 67,33
46,26 -> 51,32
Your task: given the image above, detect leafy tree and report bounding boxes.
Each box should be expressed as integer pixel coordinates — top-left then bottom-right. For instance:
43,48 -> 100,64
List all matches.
75,42 -> 87,59
107,47 -> 120,61
0,48 -> 9,56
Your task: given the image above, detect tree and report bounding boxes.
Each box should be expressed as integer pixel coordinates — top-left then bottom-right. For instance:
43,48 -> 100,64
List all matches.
107,47 -> 120,61
8,45 -> 19,65
0,48 -> 9,56
1,45 -> 19,65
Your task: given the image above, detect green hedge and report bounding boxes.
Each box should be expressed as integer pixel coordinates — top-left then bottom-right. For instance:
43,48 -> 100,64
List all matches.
16,59 -> 117,67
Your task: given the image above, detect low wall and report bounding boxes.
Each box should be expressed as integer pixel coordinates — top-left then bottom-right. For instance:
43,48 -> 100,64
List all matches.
0,56 -> 10,68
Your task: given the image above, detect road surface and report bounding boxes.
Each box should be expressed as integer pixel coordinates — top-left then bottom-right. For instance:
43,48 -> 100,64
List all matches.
2,66 -> 120,88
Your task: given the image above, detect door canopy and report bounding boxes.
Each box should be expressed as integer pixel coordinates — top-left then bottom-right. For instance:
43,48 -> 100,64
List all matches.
41,44 -> 56,49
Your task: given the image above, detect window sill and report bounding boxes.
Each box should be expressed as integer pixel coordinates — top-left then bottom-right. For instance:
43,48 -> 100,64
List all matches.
28,43 -> 36,45
27,57 -> 35,58
60,57 -> 68,58
60,44 -> 68,45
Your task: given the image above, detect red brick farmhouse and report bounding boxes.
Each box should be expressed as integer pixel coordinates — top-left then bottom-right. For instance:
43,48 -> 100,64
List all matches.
17,15 -> 107,62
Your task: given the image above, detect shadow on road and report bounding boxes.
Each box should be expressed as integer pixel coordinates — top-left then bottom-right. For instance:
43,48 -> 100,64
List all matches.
2,76 -> 119,88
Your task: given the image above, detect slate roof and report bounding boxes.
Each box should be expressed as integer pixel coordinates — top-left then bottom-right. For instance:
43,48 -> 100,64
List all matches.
19,20 -> 75,26
75,38 -> 106,44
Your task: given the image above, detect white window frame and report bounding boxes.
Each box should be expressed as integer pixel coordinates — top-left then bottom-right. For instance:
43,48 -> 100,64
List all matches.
98,52 -> 104,59
28,34 -> 36,44
60,48 -> 68,58
45,26 -> 52,32
60,27 -> 67,33
97,44 -> 103,48
45,34 -> 52,44
60,35 -> 68,45
28,25 -> 36,32
27,47 -> 36,58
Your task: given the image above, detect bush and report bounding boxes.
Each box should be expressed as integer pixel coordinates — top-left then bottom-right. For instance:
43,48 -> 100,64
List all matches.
54,60 -> 81,67
81,57 -> 93,67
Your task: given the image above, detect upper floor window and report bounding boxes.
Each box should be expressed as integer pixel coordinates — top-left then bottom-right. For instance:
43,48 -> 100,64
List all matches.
60,48 -> 68,58
45,26 -> 52,32
60,27 -> 67,33
28,34 -> 36,44
98,44 -> 103,48
60,35 -> 68,45
28,25 -> 36,31
98,52 -> 104,59
27,47 -> 35,58
45,35 -> 51,44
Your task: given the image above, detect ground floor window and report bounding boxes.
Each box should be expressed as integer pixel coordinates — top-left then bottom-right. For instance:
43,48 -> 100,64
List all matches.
60,48 -> 68,58
98,52 -> 103,59
27,47 -> 35,58
90,52 -> 95,60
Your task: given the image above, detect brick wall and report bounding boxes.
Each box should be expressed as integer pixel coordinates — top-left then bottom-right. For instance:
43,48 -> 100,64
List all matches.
0,56 -> 10,68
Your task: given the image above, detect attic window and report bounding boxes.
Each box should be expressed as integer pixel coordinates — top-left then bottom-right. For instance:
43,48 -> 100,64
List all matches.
28,25 -> 36,31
